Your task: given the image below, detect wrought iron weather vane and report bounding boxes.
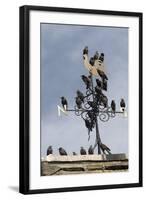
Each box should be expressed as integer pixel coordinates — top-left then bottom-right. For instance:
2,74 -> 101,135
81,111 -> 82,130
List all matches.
58,47 -> 127,155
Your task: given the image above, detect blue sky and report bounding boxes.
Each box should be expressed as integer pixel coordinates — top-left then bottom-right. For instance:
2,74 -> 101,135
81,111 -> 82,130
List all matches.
40,23 -> 128,157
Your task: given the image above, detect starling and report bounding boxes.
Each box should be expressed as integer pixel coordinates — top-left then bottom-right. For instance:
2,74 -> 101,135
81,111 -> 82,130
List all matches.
80,147 -> 87,155
96,78 -> 102,88
102,79 -> 107,91
75,96 -> 82,109
120,98 -> 126,111
101,95 -> 108,107
98,53 -> 104,62
46,146 -> 53,155
87,111 -> 95,122
61,96 -> 68,110
81,75 -> 91,89
58,147 -> 67,156
111,100 -> 116,112
89,57 -> 95,66
88,145 -> 94,155
93,51 -> 99,60
95,86 -> 102,96
83,46 -> 88,55
76,90 -> 84,103
97,69 -> 108,80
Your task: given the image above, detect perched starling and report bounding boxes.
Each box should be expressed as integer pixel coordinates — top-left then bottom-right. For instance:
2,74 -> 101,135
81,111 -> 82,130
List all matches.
98,53 -> 104,62
75,96 -> 82,109
47,146 -> 53,155
95,86 -> 102,96
88,145 -> 94,155
61,96 -> 68,110
96,78 -> 102,88
97,69 -> 108,81
93,51 -> 99,60
76,90 -> 84,103
87,111 -> 95,122
101,95 -> 108,107
58,147 -> 67,156
120,98 -> 126,110
100,143 -> 111,154
102,79 -> 107,91
81,75 -> 91,89
80,147 -> 87,155
111,100 -> 116,112
83,46 -> 88,55
89,57 -> 95,66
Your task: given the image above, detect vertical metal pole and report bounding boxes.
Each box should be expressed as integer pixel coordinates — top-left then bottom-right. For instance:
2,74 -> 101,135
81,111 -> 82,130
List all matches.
90,73 -> 101,154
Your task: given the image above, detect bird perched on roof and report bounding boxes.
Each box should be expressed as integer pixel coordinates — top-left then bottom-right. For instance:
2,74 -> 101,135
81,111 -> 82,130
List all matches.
99,143 -> 111,154
75,96 -> 82,109
120,98 -> 126,111
81,75 -> 91,89
46,146 -> 53,155
93,51 -> 99,60
111,100 -> 116,112
80,147 -> 87,155
76,90 -> 84,103
89,57 -> 95,66
97,69 -> 108,81
98,53 -> 104,62
73,152 -> 77,155
58,147 -> 67,156
61,96 -> 68,110
83,46 -> 88,55
88,145 -> 94,154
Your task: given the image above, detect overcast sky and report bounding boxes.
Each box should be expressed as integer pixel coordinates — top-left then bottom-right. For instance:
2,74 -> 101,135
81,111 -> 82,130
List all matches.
40,23 -> 128,157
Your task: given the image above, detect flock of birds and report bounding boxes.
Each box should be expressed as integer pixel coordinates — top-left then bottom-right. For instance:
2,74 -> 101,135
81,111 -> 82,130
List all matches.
60,46 -> 126,114
47,144 -> 111,156
57,47 -> 126,156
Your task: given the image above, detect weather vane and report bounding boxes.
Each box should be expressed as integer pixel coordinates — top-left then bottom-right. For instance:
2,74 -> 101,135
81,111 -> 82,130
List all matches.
58,46 -> 127,155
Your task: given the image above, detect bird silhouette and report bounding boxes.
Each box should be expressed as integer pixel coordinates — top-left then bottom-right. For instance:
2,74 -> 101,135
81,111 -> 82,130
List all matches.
88,145 -> 94,155
80,147 -> 87,155
111,100 -> 116,112
97,69 -> 108,81
76,90 -> 84,103
93,51 -> 99,60
83,46 -> 88,55
73,152 -> 77,155
98,53 -> 104,62
101,95 -> 108,107
75,96 -> 82,109
81,75 -> 91,89
89,57 -> 95,66
120,98 -> 126,111
46,146 -> 53,155
96,78 -> 102,88
61,96 -> 68,110
58,147 -> 67,156
102,79 -> 107,91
